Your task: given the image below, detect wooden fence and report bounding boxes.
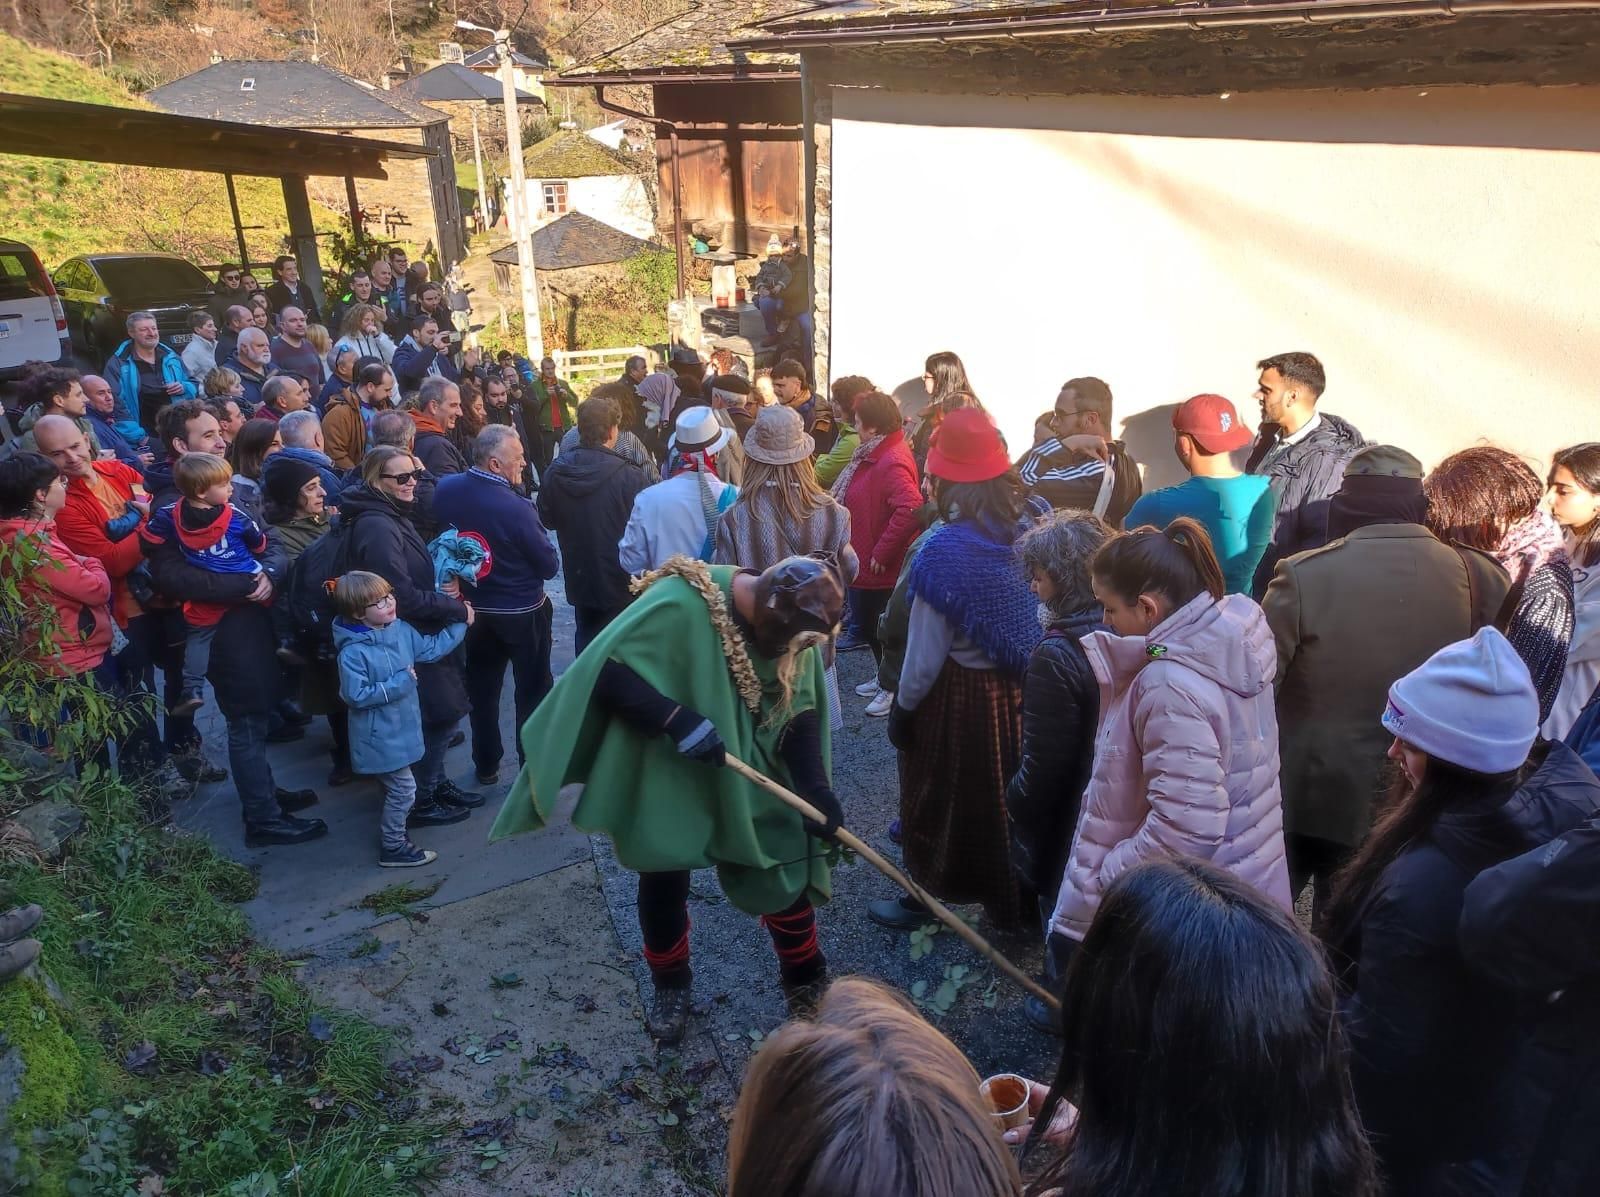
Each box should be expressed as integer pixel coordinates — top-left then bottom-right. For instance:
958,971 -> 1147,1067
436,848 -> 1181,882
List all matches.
552,345 -> 655,388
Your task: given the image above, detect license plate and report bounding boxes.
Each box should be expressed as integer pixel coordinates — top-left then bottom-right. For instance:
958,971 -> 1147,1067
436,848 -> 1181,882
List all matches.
170,332 -> 191,345
0,320 -> 11,339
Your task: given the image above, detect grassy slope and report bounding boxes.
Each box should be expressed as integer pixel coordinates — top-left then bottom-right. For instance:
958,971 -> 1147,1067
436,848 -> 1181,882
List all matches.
0,32 -> 339,270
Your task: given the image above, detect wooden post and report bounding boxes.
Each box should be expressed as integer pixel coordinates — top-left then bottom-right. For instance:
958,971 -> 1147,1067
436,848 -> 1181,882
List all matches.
223,172 -> 250,270
668,124 -> 686,300
344,175 -> 362,236
280,174 -> 328,318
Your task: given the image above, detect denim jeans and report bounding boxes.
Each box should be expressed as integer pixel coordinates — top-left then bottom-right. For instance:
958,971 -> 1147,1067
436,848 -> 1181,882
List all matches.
413,719 -> 456,799
128,611 -> 197,752
377,767 -> 418,851
464,603 -> 554,775
225,712 -> 281,826
183,622 -> 216,692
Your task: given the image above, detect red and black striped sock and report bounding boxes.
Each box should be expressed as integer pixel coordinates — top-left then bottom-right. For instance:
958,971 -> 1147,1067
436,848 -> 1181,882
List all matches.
761,896 -> 825,985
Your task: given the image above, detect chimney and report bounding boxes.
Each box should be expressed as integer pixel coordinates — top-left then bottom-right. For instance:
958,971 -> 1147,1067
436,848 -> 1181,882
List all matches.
210,50 -> 223,64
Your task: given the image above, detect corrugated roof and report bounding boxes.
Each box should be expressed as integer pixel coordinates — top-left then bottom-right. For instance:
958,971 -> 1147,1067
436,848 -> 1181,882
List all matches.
397,62 -> 541,105
491,211 -> 664,270
523,128 -> 639,179
561,0 -> 810,80
145,60 -> 445,128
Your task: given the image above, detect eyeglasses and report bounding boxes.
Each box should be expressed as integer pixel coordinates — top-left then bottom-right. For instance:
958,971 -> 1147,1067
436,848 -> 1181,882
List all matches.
223,273 -> 241,283
381,470 -> 421,484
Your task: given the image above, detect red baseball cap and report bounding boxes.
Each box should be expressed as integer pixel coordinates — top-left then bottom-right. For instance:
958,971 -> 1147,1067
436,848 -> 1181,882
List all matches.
926,407 -> 1012,483
1173,393 -> 1252,454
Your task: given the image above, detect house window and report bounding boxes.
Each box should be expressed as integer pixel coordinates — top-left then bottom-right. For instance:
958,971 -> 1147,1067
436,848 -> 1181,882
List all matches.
542,181 -> 569,215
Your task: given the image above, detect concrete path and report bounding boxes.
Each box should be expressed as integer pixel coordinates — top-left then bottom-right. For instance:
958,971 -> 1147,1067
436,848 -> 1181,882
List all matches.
176,577 -> 1058,1192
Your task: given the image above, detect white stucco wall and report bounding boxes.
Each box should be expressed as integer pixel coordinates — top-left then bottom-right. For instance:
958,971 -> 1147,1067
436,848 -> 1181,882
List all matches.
518,174 -> 655,241
828,85 -> 1600,488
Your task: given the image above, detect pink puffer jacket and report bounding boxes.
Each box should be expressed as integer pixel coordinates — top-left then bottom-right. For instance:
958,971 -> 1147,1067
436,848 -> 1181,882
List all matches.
1050,592 -> 1291,941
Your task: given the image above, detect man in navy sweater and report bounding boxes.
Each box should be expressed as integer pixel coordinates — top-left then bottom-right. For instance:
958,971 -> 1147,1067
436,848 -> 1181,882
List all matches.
432,425 -> 560,786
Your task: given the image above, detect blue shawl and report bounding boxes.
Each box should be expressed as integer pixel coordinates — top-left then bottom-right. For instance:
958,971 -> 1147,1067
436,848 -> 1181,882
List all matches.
907,520 -> 1041,679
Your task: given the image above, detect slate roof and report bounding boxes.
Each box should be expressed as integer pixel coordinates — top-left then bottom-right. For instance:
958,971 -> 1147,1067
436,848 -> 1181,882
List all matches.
463,45 -> 548,70
523,129 -> 639,179
490,211 -> 663,271
397,62 -> 541,106
561,0 -> 810,80
146,60 -> 444,128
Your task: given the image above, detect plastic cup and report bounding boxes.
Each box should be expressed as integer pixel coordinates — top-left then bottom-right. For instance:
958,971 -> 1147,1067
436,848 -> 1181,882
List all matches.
979,1073 -> 1030,1131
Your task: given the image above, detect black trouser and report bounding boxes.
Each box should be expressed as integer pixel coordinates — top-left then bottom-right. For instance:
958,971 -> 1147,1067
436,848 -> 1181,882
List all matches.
1286,832 -> 1351,926
106,635 -> 165,775
849,586 -> 892,666
573,603 -> 627,656
637,870 -> 822,989
464,603 -> 554,776
127,611 -> 197,753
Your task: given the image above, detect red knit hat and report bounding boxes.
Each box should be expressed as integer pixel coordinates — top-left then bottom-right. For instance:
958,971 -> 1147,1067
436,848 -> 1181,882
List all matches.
926,407 -> 1011,483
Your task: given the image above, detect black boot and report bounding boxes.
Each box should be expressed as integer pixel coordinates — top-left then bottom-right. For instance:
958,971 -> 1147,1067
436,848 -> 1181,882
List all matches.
866,895 -> 930,932
646,982 -> 693,1045
780,960 -> 830,1020
244,814 -> 329,846
275,787 -> 320,813
433,779 -> 484,809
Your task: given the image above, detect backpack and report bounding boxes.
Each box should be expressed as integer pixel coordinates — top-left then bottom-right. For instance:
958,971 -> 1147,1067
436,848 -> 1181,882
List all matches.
284,517 -> 356,655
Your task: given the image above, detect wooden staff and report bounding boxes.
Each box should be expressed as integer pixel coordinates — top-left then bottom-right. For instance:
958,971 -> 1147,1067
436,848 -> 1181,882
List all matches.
724,752 -> 1061,1012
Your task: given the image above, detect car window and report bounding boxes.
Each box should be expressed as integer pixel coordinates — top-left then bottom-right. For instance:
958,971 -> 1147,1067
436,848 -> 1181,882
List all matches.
55,261 -> 89,290
95,257 -> 210,296
0,249 -> 50,302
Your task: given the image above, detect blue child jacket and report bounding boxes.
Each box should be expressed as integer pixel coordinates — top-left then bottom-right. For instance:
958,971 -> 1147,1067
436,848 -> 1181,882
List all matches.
334,616 -> 468,774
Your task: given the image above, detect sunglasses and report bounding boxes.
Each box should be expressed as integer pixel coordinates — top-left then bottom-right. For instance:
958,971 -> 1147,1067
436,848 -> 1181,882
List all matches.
381,470 -> 421,484
223,273 -> 241,282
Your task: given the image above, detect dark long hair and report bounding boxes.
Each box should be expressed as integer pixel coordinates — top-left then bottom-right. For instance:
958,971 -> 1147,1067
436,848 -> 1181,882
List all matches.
1319,750 -> 1531,948
1025,859 -> 1379,1197
1092,517 -> 1225,609
932,468 -> 1025,542
1551,442 -> 1600,567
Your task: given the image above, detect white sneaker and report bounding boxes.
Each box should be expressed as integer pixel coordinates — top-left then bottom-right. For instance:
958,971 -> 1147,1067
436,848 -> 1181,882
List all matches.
865,689 -> 894,718
854,679 -> 880,698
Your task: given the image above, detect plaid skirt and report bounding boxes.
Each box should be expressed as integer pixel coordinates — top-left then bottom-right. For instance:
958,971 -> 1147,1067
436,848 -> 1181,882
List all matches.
899,659 -> 1025,928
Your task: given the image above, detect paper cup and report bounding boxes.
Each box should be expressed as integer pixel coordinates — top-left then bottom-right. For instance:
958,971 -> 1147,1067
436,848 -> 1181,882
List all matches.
979,1073 -> 1030,1131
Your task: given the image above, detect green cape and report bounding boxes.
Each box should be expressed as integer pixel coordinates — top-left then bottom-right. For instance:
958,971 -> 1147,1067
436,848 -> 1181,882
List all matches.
489,565 -> 834,915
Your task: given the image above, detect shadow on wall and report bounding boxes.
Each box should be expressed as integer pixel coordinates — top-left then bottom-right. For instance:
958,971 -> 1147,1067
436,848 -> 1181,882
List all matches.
890,376 -> 928,424
1120,403 -> 1183,492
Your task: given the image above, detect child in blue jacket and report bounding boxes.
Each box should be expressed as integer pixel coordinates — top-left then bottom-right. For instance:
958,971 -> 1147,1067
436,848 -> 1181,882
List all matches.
332,570 -> 472,867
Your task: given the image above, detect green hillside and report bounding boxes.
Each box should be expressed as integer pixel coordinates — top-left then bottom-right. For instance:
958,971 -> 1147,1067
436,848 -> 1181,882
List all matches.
0,32 -> 339,270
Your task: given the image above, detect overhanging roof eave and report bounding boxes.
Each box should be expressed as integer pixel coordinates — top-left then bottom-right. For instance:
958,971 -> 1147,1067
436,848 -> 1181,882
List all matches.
551,65 -> 800,86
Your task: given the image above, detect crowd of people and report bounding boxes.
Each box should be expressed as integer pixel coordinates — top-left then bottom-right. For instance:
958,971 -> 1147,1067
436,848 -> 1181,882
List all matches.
6,273 -> 1600,1194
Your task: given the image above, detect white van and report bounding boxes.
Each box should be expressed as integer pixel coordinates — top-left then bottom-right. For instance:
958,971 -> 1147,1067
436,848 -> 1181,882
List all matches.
0,238 -> 72,381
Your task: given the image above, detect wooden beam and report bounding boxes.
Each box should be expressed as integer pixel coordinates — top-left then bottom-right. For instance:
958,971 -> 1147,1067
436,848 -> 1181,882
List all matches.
224,173 -> 250,271
0,127 -> 394,179
344,176 -> 362,237
281,175 -> 328,317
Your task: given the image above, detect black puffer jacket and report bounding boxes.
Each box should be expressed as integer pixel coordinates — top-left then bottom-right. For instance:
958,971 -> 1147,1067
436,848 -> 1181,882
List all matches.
1460,813 -> 1600,1197
1247,410 -> 1366,595
536,445 -> 648,613
1003,607 -> 1104,901
413,427 -> 467,478
1335,740 -> 1600,1196
339,483 -> 470,726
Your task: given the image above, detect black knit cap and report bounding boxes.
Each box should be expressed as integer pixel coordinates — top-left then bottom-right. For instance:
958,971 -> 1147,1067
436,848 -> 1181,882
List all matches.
261,455 -> 321,513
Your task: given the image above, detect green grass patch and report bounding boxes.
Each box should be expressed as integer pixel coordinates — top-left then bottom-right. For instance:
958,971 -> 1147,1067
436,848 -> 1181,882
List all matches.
1,760 -> 452,1194
358,881 -> 442,919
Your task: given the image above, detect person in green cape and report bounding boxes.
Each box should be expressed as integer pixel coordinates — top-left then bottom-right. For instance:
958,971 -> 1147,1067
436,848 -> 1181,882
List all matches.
490,553 -> 847,1044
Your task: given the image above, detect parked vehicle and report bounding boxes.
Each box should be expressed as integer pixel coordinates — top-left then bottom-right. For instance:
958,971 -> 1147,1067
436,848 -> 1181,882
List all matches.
0,238 -> 71,381
53,253 -> 214,365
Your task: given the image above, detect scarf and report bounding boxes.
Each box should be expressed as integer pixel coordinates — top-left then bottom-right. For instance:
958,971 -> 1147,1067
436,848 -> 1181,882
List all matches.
637,373 -> 681,431
907,520 -> 1042,679
1326,476 -> 1428,540
411,410 -> 446,438
829,432 -> 886,502
1494,509 -> 1568,589
670,450 -> 724,556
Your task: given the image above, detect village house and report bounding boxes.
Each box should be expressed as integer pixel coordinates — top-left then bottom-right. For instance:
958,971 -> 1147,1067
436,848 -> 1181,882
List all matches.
516,129 -> 656,242
146,60 -> 468,270
552,0 -> 811,296
463,43 -> 548,105
736,1 -> 1600,484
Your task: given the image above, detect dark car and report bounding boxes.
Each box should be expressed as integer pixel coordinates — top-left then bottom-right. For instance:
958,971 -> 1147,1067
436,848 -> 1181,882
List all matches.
53,253 -> 215,365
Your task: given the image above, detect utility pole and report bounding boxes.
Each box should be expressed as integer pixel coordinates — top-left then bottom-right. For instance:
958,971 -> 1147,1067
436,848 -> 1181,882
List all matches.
494,29 -> 543,362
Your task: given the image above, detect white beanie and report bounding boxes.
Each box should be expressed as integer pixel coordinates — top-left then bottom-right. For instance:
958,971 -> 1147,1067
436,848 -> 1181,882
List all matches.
1380,627 -> 1539,775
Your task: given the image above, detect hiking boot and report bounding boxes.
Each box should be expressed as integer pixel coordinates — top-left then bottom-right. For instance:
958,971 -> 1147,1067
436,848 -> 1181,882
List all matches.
244,814 -> 329,846
646,983 -> 693,1045
867,895 -> 930,932
380,841 -> 438,869
172,751 -> 227,785
407,801 -> 470,828
781,965 -> 830,1020
433,779 -> 484,809
0,938 -> 41,982
0,903 -> 43,944
170,690 -> 204,718
275,787 -> 319,814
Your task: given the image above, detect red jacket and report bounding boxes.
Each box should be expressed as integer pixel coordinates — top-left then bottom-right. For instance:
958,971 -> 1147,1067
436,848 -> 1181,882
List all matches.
55,460 -> 147,627
0,516 -> 113,676
841,428 -> 923,589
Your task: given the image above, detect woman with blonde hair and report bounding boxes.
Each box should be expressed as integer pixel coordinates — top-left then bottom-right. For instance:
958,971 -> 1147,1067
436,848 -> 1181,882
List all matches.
728,976 -> 1021,1197
714,404 -> 859,726
333,302 -> 397,367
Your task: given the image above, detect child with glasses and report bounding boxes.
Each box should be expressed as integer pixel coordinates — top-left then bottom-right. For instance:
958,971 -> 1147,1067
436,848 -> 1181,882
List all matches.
332,570 -> 473,867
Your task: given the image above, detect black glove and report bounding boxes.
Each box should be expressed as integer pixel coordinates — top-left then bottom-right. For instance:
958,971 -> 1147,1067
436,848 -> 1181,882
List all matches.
801,787 -> 843,841
886,700 -> 916,752
664,706 -> 726,767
